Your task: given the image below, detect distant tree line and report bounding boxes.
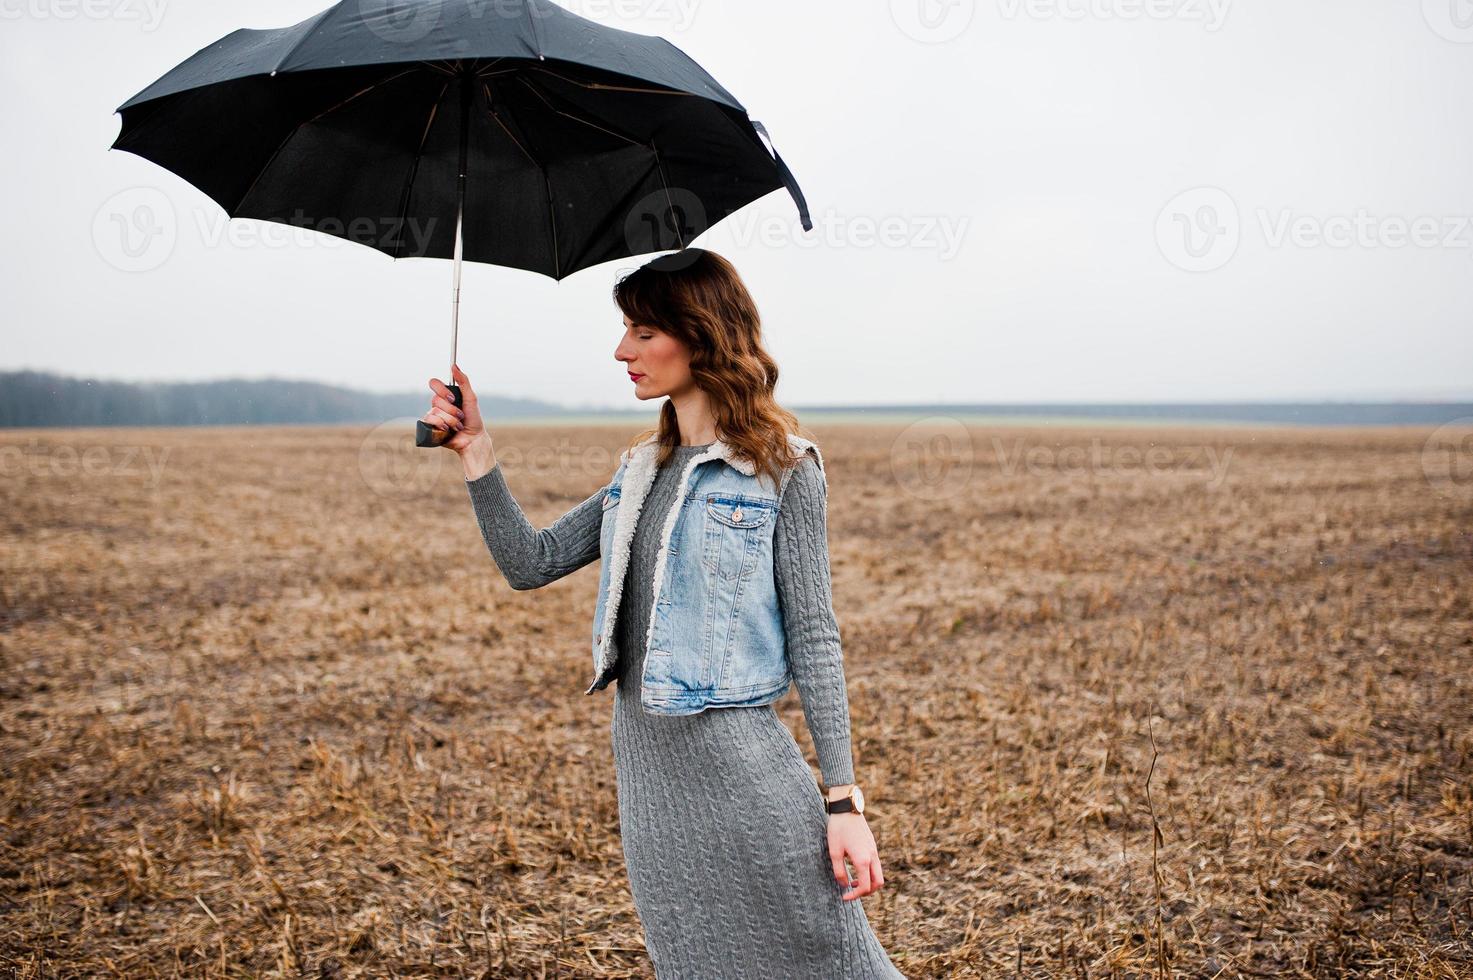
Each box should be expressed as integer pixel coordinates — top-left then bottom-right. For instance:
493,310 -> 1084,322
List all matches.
0,370 -> 571,427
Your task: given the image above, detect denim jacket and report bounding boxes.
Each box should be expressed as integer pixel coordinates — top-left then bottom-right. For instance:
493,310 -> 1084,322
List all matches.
586,431 -> 826,715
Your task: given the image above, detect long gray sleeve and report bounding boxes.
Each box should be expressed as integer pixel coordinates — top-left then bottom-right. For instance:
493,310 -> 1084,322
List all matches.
464,461 -> 606,590
774,455 -> 857,788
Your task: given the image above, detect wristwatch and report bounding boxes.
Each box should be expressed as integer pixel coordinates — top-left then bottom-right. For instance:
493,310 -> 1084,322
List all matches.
824,784 -> 865,816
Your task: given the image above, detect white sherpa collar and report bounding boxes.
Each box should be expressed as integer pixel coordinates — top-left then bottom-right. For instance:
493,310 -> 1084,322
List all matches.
619,432 -> 759,476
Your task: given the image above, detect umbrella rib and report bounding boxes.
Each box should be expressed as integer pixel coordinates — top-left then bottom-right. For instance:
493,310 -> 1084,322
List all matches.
272,7 -> 334,74
301,67 -> 420,127
234,66 -> 423,214
391,79 -> 452,260
516,72 -> 675,262
516,76 -> 641,147
545,170 -> 560,279
481,83 -> 539,167
651,139 -> 685,250
525,66 -> 696,97
480,80 -> 560,278
524,7 -> 544,60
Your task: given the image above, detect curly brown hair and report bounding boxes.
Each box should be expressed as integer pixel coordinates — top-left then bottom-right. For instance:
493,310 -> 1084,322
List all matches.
612,248 -> 807,490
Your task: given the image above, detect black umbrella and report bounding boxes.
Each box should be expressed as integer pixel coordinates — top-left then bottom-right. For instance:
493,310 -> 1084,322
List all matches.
110,0 -> 812,446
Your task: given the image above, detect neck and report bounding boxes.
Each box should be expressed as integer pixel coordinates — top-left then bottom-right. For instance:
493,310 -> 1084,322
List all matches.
667,385 -> 718,446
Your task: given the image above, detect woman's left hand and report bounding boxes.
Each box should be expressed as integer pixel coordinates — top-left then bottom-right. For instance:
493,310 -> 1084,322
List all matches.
827,812 -> 885,901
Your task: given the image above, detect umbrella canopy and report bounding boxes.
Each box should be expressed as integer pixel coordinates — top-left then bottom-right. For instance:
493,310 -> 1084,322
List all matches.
110,0 -> 812,281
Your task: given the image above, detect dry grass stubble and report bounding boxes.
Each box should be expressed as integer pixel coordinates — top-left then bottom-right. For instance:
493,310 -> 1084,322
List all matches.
1,422 -> 1470,977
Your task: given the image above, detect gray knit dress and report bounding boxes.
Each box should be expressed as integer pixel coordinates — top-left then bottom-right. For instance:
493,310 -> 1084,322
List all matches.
466,441 -> 904,979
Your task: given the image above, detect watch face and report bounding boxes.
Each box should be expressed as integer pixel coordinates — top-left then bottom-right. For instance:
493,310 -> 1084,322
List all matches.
853,786 -> 865,813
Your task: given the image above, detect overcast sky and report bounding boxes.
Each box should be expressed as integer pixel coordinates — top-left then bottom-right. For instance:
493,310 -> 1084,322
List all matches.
4,0 -> 1472,407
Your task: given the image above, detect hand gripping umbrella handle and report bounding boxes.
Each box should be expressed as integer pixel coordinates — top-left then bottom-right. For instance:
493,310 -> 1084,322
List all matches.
415,384 -> 463,448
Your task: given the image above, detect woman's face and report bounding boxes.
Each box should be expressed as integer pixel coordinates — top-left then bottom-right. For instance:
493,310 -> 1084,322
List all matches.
615,313 -> 692,400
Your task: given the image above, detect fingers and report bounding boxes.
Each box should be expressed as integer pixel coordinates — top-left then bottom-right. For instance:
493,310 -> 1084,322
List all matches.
426,373 -> 471,438
451,363 -> 476,402
842,857 -> 872,901
830,844 -> 885,901
431,393 -> 465,421
421,407 -> 461,432
829,846 -> 848,893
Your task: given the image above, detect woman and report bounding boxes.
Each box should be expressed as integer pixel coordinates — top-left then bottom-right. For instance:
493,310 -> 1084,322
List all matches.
420,248 -> 905,979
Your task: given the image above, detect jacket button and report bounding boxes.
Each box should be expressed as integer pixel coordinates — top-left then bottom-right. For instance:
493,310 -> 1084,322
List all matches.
732,507 -> 744,522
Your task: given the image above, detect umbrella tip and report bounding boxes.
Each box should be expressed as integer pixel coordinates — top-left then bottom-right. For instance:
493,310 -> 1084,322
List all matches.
270,69 -> 277,77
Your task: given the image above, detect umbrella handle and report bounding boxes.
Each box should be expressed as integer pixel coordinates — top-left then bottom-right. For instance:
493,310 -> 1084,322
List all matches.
414,383 -> 464,448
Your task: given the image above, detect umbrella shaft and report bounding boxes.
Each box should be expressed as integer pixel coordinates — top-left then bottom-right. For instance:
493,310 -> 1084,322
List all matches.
451,201 -> 463,375
449,67 -> 472,378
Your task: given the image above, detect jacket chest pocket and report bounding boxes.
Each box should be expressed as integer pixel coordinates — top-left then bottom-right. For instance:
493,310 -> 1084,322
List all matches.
701,492 -> 776,576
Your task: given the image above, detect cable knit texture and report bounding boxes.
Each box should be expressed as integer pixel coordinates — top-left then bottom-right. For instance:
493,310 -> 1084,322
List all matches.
465,442 -> 904,979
